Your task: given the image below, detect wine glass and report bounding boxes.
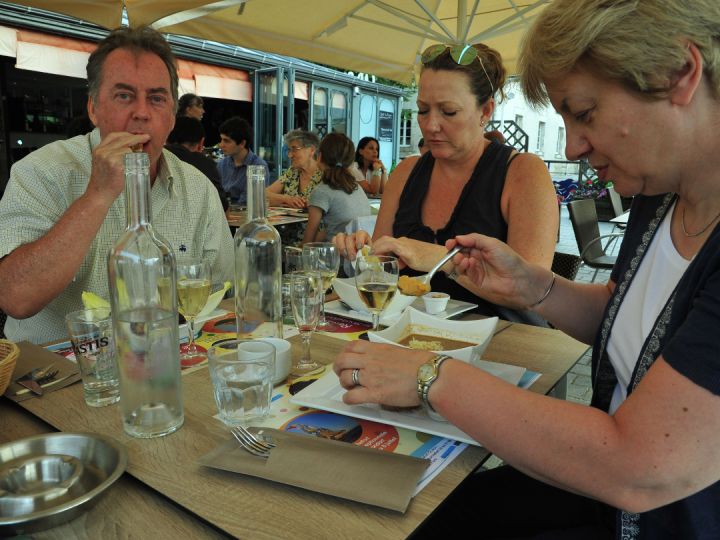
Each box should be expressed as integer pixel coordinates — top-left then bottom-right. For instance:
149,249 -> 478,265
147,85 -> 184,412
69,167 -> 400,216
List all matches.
289,270 -> 324,376
354,254 -> 399,331
302,242 -> 340,330
177,259 -> 211,365
283,246 -> 304,274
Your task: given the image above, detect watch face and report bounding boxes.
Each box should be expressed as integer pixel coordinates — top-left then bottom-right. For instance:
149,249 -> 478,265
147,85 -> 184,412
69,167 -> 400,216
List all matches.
418,363 -> 435,382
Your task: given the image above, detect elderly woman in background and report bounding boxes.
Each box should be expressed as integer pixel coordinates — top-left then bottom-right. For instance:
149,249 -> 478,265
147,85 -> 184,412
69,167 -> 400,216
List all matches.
335,42 -> 557,321
266,129 -> 322,209
334,1 -> 720,538
177,93 -> 204,120
265,129 -> 322,246
353,136 -> 388,196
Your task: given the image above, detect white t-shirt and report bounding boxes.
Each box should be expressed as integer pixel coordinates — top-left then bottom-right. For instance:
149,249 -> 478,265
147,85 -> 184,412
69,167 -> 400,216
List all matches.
606,202 -> 690,413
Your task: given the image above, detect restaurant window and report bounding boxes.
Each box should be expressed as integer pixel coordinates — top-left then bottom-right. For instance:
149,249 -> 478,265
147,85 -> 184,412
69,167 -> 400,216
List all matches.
330,91 -> 347,134
536,121 -> 546,155
556,126 -> 565,157
311,83 -> 349,139
2,59 -> 88,193
312,88 -> 327,138
400,111 -> 412,146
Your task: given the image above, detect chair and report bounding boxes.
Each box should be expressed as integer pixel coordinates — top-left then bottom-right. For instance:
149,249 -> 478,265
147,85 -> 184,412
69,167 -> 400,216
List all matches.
567,199 -> 624,282
607,186 -> 627,231
551,252 -> 582,281
349,214 -> 378,237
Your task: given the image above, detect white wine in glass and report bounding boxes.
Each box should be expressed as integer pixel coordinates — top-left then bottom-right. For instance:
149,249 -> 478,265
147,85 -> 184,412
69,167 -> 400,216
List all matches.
302,242 -> 340,330
290,271 -> 323,376
355,255 -> 399,331
177,260 -> 211,366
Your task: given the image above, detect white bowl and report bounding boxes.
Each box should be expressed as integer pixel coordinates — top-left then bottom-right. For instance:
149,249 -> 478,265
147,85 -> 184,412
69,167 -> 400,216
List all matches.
332,276 -> 420,319
368,307 -> 498,364
258,337 -> 292,385
422,292 -> 450,315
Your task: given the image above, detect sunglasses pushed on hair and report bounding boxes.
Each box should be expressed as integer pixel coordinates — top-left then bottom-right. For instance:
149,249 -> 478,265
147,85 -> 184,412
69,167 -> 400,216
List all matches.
421,43 -> 494,93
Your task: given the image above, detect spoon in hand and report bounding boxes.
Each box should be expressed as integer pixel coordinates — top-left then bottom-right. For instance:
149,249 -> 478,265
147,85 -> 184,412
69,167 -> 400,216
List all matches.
397,246 -> 464,296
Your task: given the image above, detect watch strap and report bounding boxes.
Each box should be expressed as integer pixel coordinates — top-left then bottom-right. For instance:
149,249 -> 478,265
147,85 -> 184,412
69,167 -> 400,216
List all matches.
417,354 -> 451,412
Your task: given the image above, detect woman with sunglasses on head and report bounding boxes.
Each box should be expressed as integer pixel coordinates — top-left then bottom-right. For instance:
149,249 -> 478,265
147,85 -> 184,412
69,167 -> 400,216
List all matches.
354,136 -> 387,196
335,1 -> 720,538
334,42 -> 558,321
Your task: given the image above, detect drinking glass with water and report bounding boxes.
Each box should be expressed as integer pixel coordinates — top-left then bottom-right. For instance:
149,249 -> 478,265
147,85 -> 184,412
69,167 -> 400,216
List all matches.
208,340 -> 275,426
65,307 -> 119,407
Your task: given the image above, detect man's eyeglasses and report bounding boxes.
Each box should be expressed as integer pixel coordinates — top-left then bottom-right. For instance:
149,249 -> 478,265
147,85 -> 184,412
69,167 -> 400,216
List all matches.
421,44 -> 494,93
287,146 -> 306,154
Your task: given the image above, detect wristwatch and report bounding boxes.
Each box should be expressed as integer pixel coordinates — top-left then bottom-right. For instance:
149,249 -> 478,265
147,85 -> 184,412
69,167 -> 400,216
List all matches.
417,354 -> 451,412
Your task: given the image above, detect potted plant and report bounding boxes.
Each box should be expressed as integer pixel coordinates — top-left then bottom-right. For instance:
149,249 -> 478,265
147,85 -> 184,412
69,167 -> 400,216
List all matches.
554,176 -> 616,221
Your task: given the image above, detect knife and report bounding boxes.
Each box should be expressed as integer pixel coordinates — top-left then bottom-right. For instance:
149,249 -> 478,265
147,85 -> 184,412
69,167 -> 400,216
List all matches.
13,373 -> 71,397
16,373 -> 43,395
14,364 -> 55,396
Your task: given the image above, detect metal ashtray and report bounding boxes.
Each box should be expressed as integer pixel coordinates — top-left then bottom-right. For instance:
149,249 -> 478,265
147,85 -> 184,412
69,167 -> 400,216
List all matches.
0,432 -> 127,535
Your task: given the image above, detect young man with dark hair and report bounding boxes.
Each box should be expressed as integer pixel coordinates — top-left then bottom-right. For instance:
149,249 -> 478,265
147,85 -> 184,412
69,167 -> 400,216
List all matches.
217,116 -> 270,205
166,116 -> 229,210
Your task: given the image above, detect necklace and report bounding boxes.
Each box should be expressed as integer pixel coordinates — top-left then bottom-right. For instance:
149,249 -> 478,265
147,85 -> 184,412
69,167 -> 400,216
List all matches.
681,206 -> 720,237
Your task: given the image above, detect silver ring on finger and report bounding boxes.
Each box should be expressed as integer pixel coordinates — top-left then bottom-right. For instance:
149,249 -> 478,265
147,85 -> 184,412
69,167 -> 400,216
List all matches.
351,368 -> 361,387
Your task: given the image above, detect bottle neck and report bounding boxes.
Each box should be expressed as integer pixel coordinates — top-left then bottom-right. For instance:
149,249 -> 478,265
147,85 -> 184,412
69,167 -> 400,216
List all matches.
125,154 -> 152,227
247,173 -> 266,221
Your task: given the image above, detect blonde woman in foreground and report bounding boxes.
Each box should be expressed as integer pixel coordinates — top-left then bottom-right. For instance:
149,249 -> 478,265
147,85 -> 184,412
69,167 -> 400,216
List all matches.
335,1 -> 720,538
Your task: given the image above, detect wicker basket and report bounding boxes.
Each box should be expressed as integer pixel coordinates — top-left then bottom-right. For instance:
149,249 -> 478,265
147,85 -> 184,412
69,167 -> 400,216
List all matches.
0,339 -> 20,395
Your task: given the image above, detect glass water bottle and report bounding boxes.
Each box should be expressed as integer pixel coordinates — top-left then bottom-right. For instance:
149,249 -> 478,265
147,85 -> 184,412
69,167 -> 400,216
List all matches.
234,165 -> 283,339
107,152 -> 184,438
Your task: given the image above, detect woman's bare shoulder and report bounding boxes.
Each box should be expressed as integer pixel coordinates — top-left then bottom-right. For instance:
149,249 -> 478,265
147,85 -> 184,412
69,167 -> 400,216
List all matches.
390,156 -> 422,177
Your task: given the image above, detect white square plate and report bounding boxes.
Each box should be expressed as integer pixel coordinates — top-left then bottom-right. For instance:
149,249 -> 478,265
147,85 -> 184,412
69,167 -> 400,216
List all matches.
290,362 -> 526,447
324,298 -> 477,326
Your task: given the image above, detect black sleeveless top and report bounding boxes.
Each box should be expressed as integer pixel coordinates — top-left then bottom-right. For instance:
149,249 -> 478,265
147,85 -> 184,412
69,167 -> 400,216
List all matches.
393,140 -> 515,316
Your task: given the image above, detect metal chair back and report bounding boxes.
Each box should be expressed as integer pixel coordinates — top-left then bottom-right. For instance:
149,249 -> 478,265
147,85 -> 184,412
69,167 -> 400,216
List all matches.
568,199 -> 605,260
567,199 -> 623,282
551,252 -> 582,281
608,186 -> 625,219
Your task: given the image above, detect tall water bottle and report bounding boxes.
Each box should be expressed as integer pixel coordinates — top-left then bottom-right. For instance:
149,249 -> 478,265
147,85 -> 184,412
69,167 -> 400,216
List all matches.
235,165 -> 283,339
107,152 -> 184,438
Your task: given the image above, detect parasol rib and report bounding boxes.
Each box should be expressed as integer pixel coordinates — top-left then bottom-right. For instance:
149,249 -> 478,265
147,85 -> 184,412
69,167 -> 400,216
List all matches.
148,0 -> 246,29
467,0 -> 546,43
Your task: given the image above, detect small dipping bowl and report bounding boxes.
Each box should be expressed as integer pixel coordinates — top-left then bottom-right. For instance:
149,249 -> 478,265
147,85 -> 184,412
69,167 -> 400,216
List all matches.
258,337 -> 292,385
422,292 -> 450,315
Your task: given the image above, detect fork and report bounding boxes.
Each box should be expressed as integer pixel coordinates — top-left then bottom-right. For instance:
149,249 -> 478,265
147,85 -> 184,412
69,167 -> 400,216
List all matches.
13,366 -> 60,396
36,369 -> 59,384
15,363 -> 56,383
230,426 -> 276,458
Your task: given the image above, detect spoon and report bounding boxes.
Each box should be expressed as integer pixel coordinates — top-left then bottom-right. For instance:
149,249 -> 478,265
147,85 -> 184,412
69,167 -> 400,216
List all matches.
398,246 -> 464,296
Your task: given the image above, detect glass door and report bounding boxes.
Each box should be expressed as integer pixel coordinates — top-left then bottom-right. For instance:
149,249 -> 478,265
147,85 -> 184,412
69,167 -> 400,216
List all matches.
254,67 -> 294,180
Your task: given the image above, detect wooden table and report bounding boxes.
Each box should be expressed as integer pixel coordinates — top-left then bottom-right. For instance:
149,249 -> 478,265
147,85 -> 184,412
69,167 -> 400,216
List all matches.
1,323 -> 588,539
226,208 -> 308,229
